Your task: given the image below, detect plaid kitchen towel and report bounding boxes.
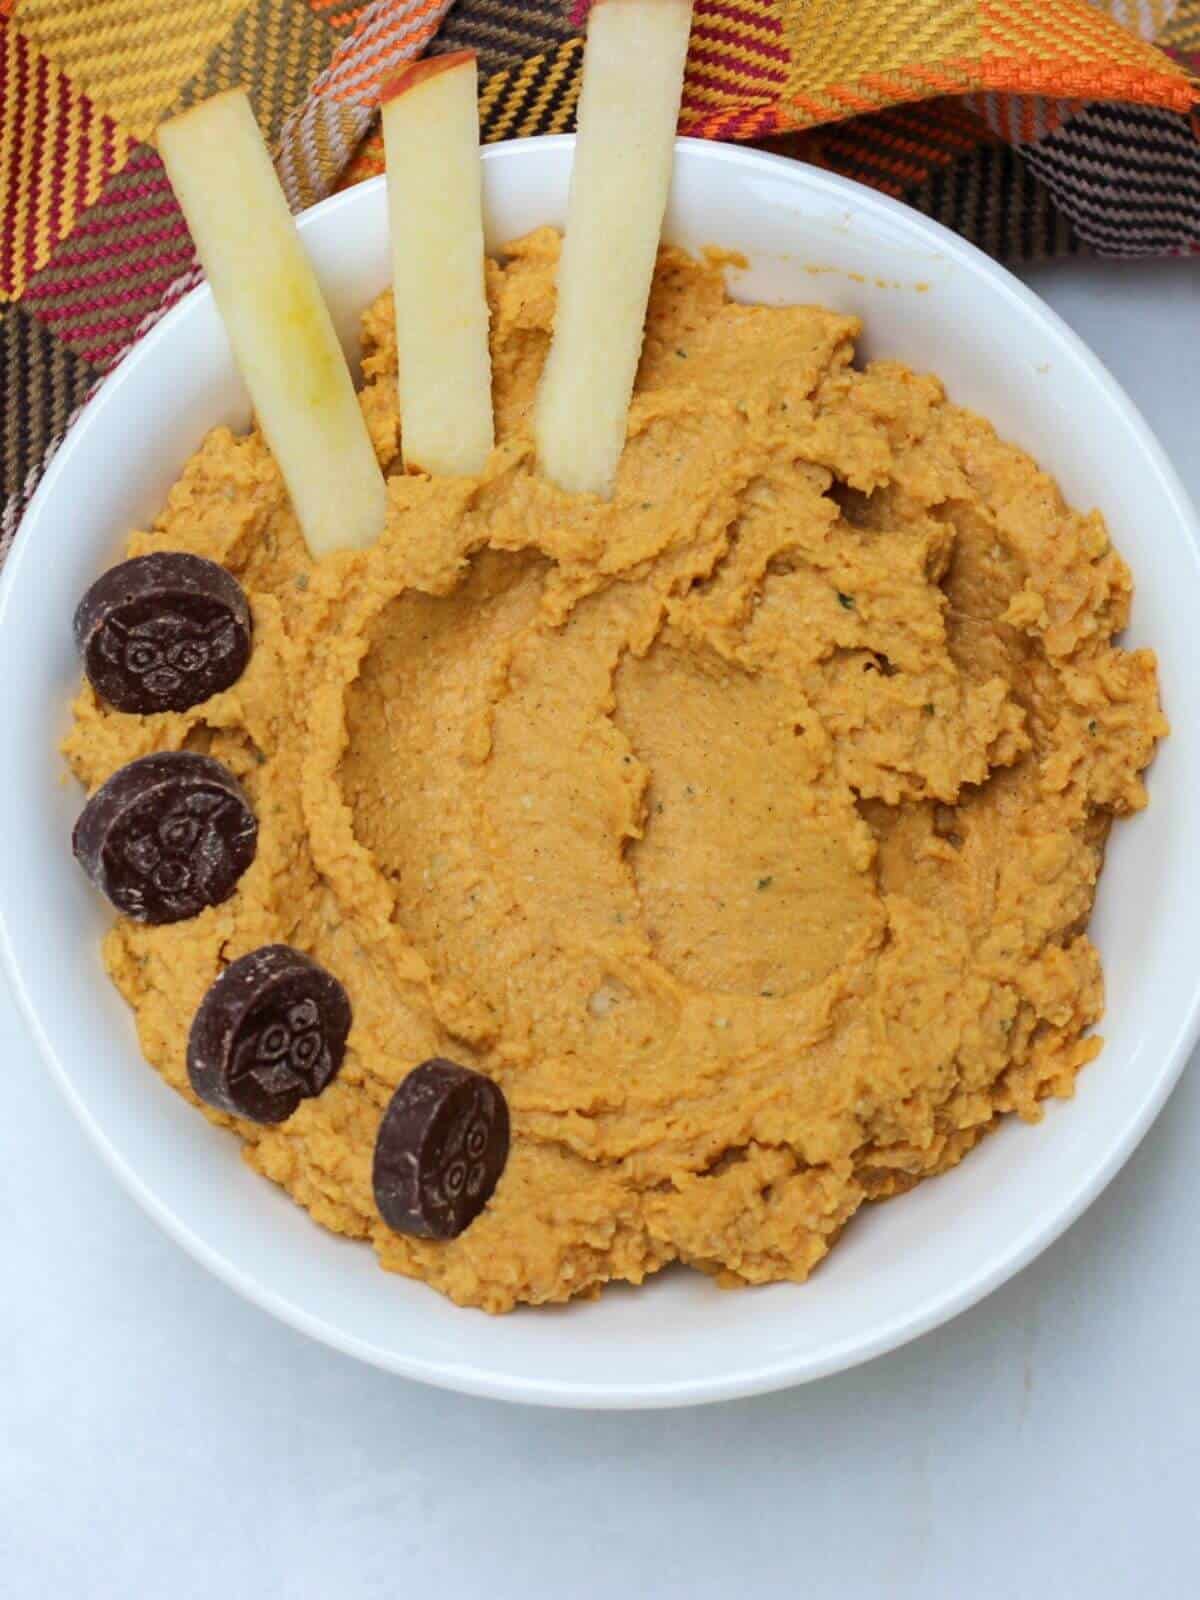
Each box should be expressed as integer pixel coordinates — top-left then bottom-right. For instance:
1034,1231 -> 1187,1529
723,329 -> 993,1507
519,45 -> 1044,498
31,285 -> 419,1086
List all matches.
1,0 -> 1197,553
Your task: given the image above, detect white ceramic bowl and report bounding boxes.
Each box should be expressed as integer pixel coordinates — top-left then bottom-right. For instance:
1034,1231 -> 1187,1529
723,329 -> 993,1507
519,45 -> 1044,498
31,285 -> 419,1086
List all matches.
3,138 -> 1198,1409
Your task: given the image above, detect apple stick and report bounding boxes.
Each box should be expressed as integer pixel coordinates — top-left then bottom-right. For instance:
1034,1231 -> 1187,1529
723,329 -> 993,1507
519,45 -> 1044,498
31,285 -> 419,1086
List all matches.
534,0 -> 693,498
381,52 -> 494,479
158,89 -> 387,556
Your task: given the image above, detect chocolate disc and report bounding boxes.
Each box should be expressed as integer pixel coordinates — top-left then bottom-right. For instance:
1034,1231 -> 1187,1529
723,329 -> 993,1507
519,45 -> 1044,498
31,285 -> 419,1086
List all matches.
372,1059 -> 510,1240
74,552 -> 251,714
187,945 -> 351,1124
72,751 -> 257,924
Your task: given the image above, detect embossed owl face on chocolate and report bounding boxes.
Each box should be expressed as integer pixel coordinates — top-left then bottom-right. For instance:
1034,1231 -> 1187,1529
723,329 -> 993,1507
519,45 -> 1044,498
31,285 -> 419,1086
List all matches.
98,609 -> 242,704
188,946 -> 352,1124
235,994 -> 326,1097
372,1059 -> 510,1240
72,752 -> 258,924
423,1084 -> 500,1216
75,553 -> 252,714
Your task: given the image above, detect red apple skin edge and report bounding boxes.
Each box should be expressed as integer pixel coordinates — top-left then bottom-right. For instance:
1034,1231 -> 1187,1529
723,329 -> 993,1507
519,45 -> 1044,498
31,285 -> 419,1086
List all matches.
380,50 -> 477,105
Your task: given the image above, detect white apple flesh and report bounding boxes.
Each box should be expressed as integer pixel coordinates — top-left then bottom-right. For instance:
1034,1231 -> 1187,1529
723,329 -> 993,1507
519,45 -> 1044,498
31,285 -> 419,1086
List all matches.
158,89 -> 387,557
381,52 -> 494,479
534,0 -> 694,498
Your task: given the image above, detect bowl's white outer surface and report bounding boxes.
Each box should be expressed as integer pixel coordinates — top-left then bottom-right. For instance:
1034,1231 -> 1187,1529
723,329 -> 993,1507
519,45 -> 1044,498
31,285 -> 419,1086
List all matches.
2,138 -> 1198,1409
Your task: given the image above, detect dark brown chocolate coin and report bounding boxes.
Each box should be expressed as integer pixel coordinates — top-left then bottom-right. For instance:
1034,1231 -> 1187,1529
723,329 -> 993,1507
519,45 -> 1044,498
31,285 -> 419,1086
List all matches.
72,752 -> 257,923
187,945 -> 351,1124
372,1058 -> 510,1240
74,553 -> 251,714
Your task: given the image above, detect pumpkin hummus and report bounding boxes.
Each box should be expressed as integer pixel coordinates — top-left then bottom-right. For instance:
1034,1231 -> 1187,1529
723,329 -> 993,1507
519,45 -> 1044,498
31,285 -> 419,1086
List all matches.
64,232 -> 1166,1312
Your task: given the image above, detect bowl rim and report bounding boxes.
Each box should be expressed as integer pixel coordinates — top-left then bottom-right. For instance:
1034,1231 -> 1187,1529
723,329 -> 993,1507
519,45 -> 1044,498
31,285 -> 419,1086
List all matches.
3,135 -> 1199,1409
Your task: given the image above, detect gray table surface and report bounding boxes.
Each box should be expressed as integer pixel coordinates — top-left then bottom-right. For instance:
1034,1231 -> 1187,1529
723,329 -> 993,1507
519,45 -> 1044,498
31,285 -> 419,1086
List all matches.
2,257 -> 1198,1600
